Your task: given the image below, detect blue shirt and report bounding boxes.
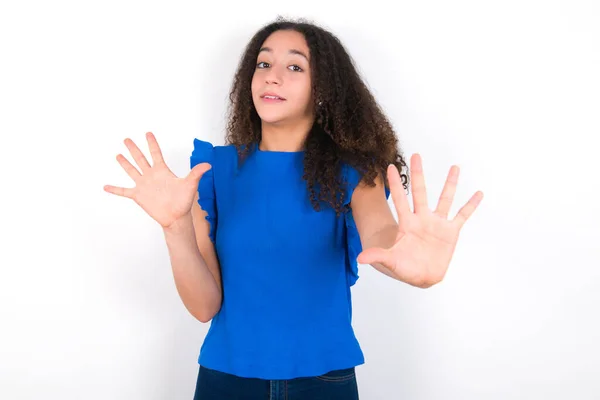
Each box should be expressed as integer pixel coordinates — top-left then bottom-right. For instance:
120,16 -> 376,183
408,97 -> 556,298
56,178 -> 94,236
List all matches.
189,138 -> 390,380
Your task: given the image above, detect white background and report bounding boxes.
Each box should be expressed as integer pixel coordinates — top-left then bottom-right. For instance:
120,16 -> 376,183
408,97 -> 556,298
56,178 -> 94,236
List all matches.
1,0 -> 599,399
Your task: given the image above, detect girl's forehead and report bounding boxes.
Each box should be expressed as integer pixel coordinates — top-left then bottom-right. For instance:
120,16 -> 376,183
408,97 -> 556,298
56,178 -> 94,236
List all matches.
261,30 -> 309,54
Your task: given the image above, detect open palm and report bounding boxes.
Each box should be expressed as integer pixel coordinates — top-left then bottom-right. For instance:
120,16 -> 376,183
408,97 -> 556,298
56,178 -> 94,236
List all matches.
104,132 -> 211,229
357,154 -> 483,287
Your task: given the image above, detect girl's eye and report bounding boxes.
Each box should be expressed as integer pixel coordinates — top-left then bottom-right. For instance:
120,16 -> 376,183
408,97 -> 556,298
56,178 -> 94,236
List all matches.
256,62 -> 303,72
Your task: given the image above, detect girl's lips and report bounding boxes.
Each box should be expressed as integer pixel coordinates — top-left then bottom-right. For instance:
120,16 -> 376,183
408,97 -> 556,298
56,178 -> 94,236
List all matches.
261,96 -> 286,103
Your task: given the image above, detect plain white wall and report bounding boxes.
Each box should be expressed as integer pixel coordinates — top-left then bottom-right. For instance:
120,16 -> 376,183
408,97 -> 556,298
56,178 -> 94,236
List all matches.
1,0 -> 599,398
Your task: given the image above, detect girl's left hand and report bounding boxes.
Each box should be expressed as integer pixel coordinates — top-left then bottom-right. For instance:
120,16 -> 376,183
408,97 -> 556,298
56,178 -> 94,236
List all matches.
356,154 -> 483,288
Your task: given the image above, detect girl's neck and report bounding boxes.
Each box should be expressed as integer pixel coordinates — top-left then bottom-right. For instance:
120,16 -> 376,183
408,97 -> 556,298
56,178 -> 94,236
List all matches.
259,118 -> 313,152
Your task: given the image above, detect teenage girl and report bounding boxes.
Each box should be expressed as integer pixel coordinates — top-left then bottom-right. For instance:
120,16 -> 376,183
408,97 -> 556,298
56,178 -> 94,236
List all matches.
104,17 -> 483,400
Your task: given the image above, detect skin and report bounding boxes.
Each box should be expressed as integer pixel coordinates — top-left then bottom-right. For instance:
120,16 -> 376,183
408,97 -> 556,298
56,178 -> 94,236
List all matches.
251,30 -> 314,152
105,28 -> 483,323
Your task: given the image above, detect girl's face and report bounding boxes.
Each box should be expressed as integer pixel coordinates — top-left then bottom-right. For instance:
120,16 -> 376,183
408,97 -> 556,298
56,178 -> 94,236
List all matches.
251,30 -> 314,126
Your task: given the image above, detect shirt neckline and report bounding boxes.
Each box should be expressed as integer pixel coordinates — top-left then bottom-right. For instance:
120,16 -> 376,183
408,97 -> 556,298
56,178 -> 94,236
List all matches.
254,142 -> 305,155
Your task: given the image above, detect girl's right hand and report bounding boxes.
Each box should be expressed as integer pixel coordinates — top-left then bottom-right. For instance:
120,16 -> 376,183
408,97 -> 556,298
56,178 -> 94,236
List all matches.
104,132 -> 211,229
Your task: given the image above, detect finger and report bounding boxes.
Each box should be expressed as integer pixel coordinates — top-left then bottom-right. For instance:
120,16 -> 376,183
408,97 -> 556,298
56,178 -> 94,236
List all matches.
124,138 -> 151,172
452,191 -> 484,229
434,165 -> 459,219
187,162 -> 212,184
116,154 -> 141,181
388,164 -> 411,221
146,131 -> 165,165
410,153 -> 429,214
357,246 -> 391,266
103,184 -> 134,198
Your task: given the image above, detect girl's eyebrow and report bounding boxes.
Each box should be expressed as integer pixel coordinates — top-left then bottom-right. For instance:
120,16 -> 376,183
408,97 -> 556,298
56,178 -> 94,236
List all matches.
258,47 -> 309,62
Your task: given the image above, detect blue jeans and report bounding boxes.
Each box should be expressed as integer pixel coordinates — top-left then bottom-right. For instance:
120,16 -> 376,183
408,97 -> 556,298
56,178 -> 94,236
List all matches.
193,365 -> 359,400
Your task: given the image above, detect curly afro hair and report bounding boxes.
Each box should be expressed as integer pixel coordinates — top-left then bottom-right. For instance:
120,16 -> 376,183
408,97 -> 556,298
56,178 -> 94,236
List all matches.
224,16 -> 410,216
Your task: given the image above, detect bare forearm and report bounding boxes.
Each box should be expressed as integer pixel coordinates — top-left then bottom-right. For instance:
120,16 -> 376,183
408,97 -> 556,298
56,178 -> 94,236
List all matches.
163,213 -> 221,322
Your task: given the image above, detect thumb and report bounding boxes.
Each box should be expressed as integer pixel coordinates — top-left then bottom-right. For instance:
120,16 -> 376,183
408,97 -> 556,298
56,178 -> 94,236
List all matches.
187,162 -> 212,184
356,247 -> 389,266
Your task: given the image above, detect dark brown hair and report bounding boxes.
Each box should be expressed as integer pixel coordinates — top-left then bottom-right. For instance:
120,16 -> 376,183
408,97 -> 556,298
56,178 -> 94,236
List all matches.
225,16 -> 410,215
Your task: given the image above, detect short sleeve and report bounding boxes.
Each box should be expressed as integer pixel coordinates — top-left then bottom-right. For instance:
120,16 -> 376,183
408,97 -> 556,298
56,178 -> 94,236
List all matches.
190,138 -> 217,244
343,165 -> 391,286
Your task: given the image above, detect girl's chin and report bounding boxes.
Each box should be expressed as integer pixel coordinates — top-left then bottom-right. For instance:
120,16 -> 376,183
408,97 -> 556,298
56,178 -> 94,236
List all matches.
257,112 -> 291,125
